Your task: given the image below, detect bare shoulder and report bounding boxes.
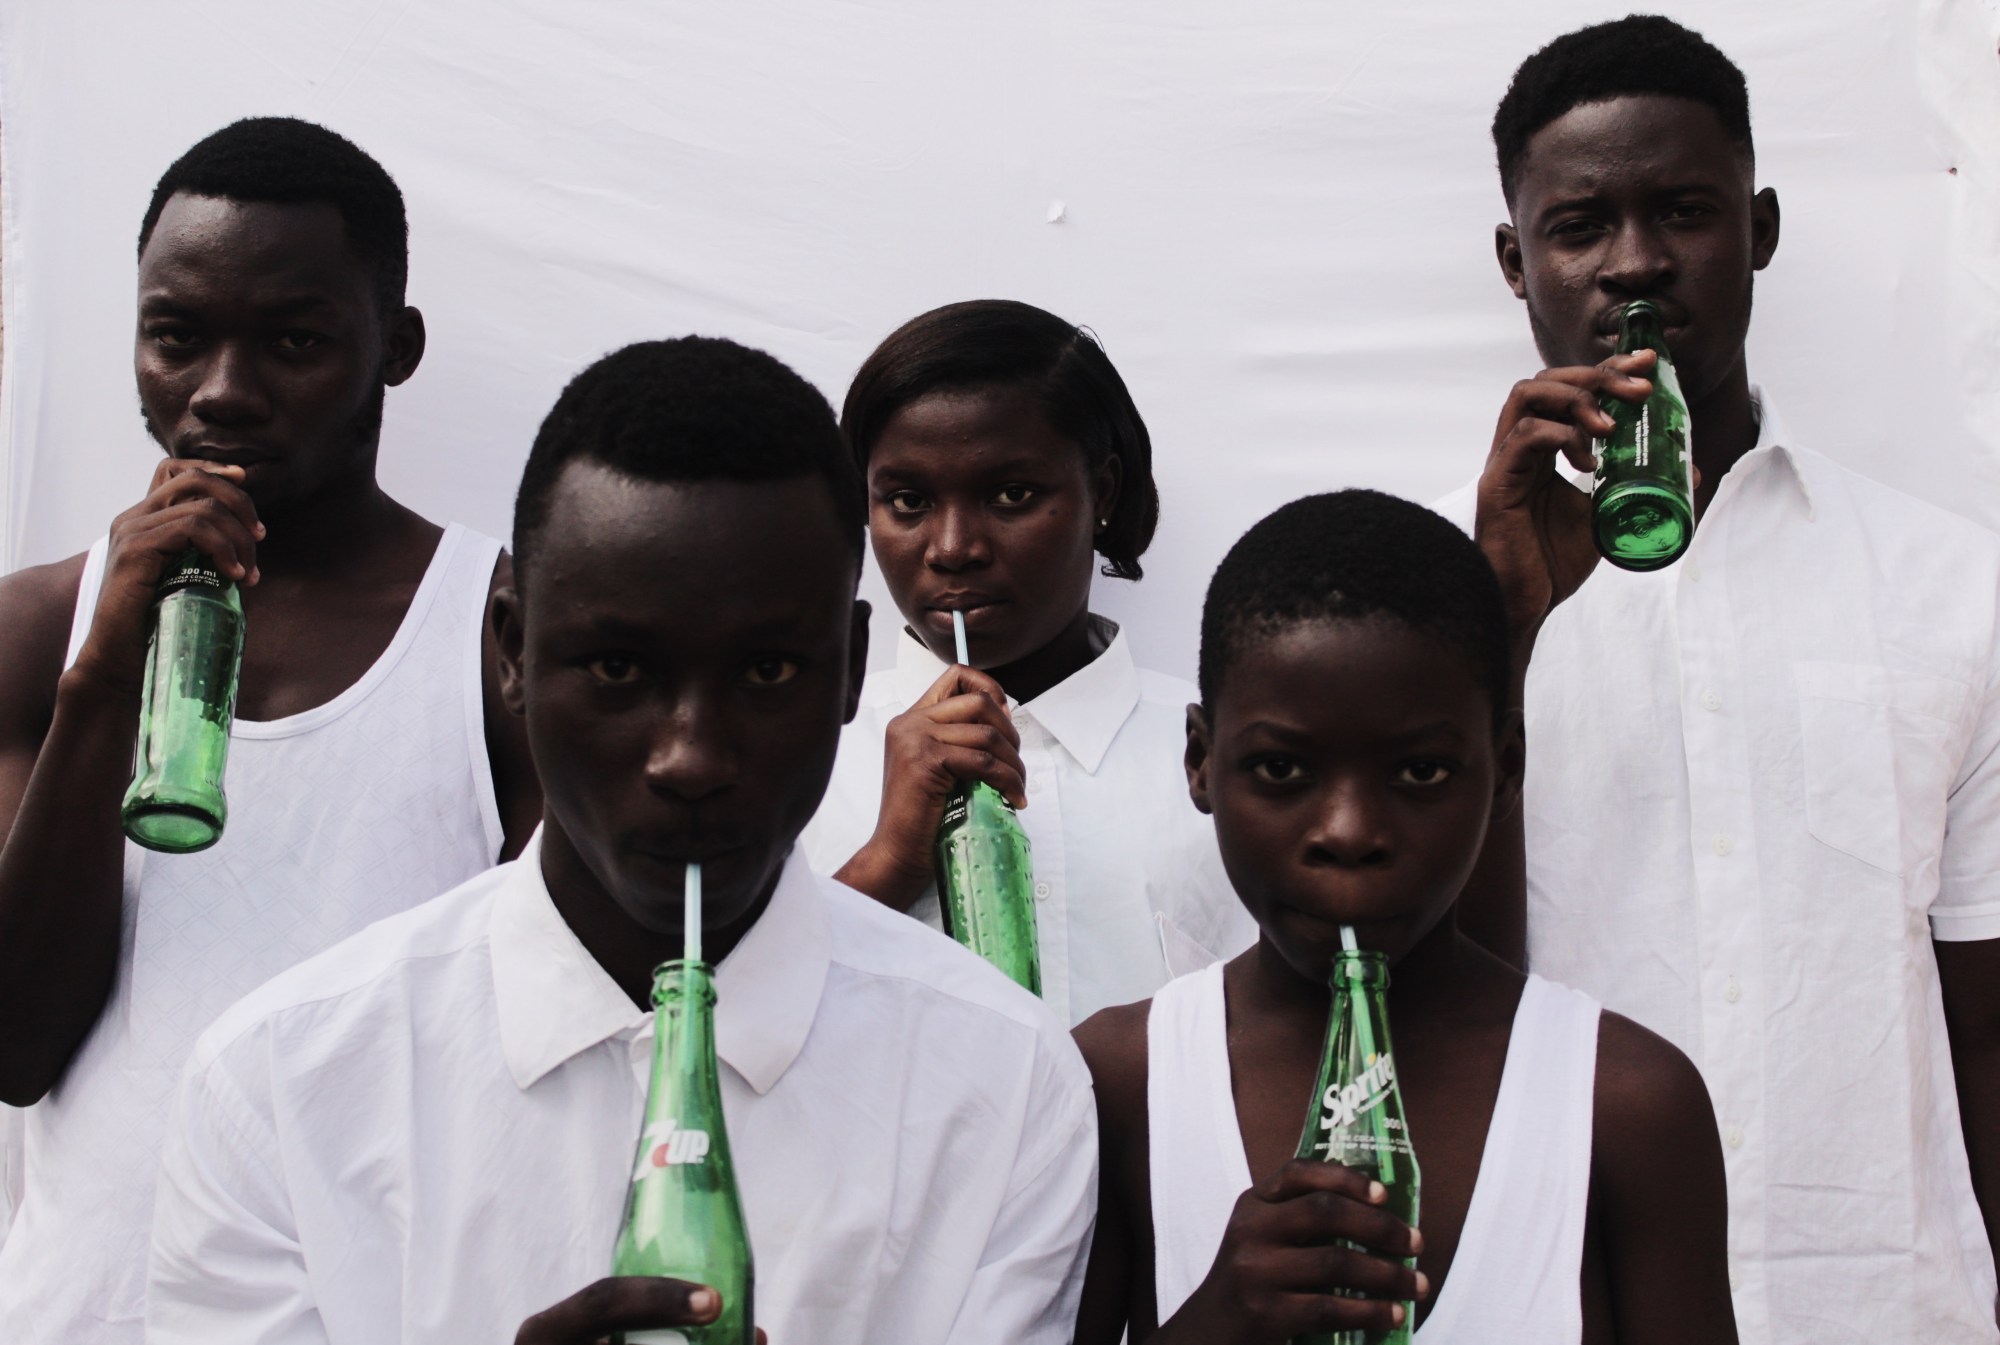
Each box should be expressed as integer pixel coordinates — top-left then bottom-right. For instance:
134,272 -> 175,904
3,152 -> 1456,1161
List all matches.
1591,1009 -> 1721,1180
488,547 -> 515,595
1074,999 -> 1151,1136
0,552 -> 91,727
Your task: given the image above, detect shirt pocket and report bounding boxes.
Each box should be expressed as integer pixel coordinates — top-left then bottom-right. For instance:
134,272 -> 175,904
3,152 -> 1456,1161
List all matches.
1794,660 -> 1971,877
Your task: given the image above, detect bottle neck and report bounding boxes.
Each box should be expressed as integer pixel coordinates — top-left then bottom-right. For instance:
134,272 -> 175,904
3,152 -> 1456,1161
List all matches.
643,961 -> 721,1106
1616,307 -> 1669,359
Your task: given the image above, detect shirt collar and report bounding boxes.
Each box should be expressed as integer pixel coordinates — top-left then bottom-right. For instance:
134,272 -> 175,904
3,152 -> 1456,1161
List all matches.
1746,386 -> 1816,521
492,833 -> 831,1096
887,623 -> 1142,774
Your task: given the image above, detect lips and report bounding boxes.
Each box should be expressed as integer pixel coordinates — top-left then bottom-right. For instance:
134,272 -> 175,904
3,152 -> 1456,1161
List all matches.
179,444 -> 276,468
1596,300 -> 1691,336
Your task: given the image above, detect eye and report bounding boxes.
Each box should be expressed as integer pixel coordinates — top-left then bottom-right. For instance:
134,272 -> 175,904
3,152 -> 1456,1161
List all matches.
275,330 -> 325,351
1549,217 -> 1604,240
585,655 -> 641,686
146,325 -> 198,350
992,483 -> 1037,507
1396,759 -> 1453,787
742,656 -> 800,687
1250,756 -> 1306,785
885,491 -> 927,515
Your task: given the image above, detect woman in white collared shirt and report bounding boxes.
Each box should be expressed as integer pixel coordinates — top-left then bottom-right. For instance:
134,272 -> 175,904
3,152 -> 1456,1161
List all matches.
802,299 -> 1254,1025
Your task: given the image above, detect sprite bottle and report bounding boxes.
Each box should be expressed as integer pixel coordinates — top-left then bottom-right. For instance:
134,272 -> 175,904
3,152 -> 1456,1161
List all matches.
933,781 -> 1041,995
1592,298 -> 1694,571
121,547 -> 245,853
1292,948 -> 1420,1345
613,959 -> 754,1344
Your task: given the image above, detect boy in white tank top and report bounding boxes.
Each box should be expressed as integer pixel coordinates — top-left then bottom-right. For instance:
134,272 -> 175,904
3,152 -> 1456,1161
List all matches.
1071,491 -> 1737,1344
0,120 -> 539,1342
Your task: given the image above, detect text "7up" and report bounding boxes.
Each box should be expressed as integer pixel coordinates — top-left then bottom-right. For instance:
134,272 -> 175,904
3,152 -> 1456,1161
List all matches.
631,1119 -> 712,1181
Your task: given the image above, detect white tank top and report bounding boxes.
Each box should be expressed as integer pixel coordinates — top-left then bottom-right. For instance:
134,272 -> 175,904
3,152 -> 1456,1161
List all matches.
0,523 -> 507,1345
1148,964 -> 1600,1343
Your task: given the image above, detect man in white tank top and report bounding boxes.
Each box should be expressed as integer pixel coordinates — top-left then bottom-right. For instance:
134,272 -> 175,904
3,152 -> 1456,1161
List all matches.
1072,492 -> 1737,1344
0,119 -> 539,1343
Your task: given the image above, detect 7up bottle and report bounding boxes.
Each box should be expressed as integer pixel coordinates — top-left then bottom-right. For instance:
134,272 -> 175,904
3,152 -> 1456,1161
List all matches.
122,547 -> 245,853
613,960 -> 753,1344
1592,298 -> 1695,571
1292,947 -> 1419,1345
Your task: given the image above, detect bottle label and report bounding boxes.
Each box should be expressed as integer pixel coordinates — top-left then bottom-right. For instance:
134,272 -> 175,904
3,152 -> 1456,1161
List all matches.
157,553 -> 227,600
630,1119 -> 711,1180
939,792 -> 969,830
1317,1050 -> 1396,1131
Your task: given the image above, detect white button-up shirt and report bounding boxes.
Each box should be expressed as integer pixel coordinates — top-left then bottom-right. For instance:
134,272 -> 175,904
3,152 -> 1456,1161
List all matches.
147,840 -> 1097,1345
803,627 -> 1257,1026
1439,393 -> 2000,1344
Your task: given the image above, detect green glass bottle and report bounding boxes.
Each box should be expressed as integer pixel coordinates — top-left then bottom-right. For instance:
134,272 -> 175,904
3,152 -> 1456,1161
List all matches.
1292,949 -> 1420,1345
121,548 -> 245,854
613,960 -> 754,1345
1593,299 -> 1695,571
933,781 -> 1041,996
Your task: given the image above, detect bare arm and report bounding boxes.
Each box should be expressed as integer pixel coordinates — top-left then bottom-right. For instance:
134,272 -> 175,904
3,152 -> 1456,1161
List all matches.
482,551 -> 541,861
1073,1003 -> 1151,1345
1934,936 -> 2000,1289
0,461 -> 259,1103
1589,1012 -> 1738,1345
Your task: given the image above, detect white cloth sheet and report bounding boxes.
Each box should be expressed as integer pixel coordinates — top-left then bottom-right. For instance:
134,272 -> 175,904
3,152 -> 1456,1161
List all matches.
148,840 -> 1099,1345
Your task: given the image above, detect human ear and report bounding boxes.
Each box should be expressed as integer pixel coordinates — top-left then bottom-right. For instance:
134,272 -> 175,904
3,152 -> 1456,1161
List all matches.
843,599 -> 872,726
1495,223 -> 1528,300
1489,708 -> 1525,823
492,586 -> 528,717
1091,455 -> 1122,537
383,305 -> 427,386
1185,703 -> 1215,816
1749,187 -> 1781,272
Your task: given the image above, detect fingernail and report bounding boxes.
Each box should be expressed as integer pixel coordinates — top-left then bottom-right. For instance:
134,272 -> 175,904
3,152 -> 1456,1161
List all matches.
255,523 -> 266,538
1410,1228 -> 1424,1253
1416,1271 -> 1431,1297
1368,1181 -> 1386,1203
1391,1304 -> 1407,1325
689,1288 -> 718,1315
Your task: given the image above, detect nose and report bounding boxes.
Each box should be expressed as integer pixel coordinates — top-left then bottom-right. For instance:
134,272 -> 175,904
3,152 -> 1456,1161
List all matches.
1597,221 -> 1676,296
188,340 -> 273,426
1303,778 -> 1392,870
924,501 -> 992,573
642,689 -> 736,804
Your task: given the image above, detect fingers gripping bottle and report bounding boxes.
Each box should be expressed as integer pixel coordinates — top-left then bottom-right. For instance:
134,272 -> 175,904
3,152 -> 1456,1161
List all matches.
122,548 -> 246,853
931,612 -> 1042,995
1292,945 -> 1420,1345
613,959 -> 754,1344
1592,299 -> 1695,571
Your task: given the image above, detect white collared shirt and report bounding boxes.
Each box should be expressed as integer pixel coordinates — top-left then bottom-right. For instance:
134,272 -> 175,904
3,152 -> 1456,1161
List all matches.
803,626 -> 1257,1026
1438,392 -> 2000,1344
146,840 -> 1098,1345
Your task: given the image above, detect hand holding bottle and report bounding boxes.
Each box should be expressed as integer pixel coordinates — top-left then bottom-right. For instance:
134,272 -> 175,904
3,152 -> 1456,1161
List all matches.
836,663 -> 1026,911
71,459 -> 261,700
1473,352 -> 1654,650
513,1277 -> 766,1345
1159,1159 -> 1426,1344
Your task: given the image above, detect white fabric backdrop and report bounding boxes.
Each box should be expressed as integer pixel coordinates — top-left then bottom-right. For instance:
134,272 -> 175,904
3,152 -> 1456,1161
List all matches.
3,0 -> 1999,686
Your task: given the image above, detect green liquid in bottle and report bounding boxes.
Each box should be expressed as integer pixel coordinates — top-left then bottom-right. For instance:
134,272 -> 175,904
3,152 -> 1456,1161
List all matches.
933,781 -> 1041,996
613,960 -> 754,1344
1592,300 -> 1695,572
1292,950 -> 1420,1345
121,550 -> 244,853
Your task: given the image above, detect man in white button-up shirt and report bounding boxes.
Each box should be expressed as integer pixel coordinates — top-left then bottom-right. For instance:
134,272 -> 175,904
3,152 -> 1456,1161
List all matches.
147,338 -> 1097,1344
1443,17 -> 2000,1343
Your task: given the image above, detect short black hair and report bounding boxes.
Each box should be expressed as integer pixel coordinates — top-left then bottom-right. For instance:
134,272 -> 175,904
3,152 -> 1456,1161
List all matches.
840,299 -> 1160,581
1493,14 -> 1753,204
512,336 -> 864,586
1198,490 -> 1510,727
138,117 -> 409,312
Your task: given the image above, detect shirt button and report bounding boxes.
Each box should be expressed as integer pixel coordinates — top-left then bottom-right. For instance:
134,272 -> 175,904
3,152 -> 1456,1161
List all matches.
1700,688 -> 1722,712
1713,834 -> 1734,857
1027,776 -> 1047,796
1723,977 -> 1742,1004
1724,1124 -> 1745,1150
1687,562 -> 1703,582
1728,1269 -> 1742,1293
1033,881 -> 1051,901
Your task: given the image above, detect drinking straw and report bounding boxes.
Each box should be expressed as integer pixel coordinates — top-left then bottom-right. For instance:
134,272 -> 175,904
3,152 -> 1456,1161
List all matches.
1340,924 -> 1359,954
685,862 -> 702,964
952,609 -> 970,666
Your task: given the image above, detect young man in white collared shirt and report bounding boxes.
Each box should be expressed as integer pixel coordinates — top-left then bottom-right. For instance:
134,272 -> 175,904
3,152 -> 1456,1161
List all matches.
146,337 -> 1098,1345
1440,16 -> 2000,1342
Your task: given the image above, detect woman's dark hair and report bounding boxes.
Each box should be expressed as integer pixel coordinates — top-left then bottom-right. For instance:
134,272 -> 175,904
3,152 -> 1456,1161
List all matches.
840,299 -> 1160,581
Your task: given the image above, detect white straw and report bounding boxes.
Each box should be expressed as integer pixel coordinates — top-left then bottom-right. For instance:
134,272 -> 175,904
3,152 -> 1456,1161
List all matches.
1340,924 -> 1358,953
684,863 -> 702,963
952,609 -> 970,666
